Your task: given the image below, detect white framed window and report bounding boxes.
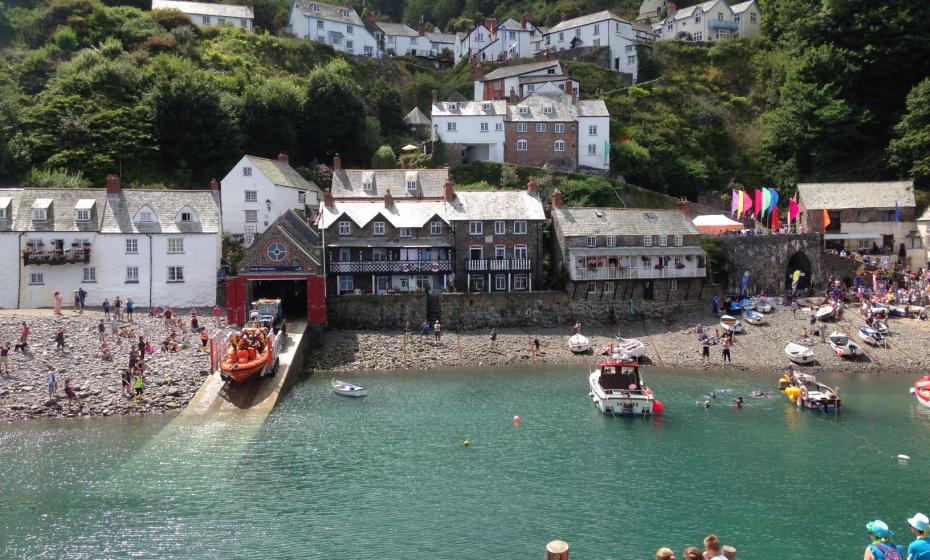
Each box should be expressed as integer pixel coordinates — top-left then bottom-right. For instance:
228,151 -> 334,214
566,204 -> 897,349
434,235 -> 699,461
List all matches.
317,20 -> 323,28
750,12 -> 757,23
373,248 -> 387,261
627,55 -> 635,64
517,123 -> 528,132
555,123 -> 565,133
167,266 -> 184,283
469,221 -> 483,235
338,221 -> 350,235
675,234 -> 683,246
554,140 -> 565,152
643,235 -> 653,247
495,275 -> 507,290
446,122 -> 457,132
339,8 -> 349,16
431,221 -> 442,235
126,266 -> 139,283
589,125 -> 598,136
447,103 -> 457,111
495,123 -> 502,131
29,272 -> 43,285
338,276 -> 353,294
399,227 -> 412,238
674,256 -> 683,268
659,235 -> 668,247
494,245 -> 506,259
0,208 -> 6,219
625,44 -> 634,52
75,209 -> 90,222
517,140 -> 528,151
558,32 -> 564,41
514,274 -> 527,290
482,103 -> 492,111
694,32 -> 703,41
543,106 -> 553,114
536,123 -> 547,133
717,12 -> 724,20
513,221 -> 527,235
338,248 -> 350,261
494,221 -> 506,235
298,191 -> 306,204
243,166 -> 252,176
167,237 -> 184,253
593,23 -> 600,35
586,236 -> 597,248
513,244 -> 527,259
311,3 -> 319,11
80,266 -> 95,283
373,221 -> 385,235
346,25 -> 352,34
140,210 -> 153,222
201,15 -> 210,23
125,239 -> 138,254
346,40 -> 353,51
217,17 -> 225,24
734,14 -> 741,21
32,209 -> 47,221
480,122 -> 489,132
603,282 -> 614,294
245,210 -> 258,223
180,211 -> 193,222
363,180 -> 373,191
364,45 -> 373,56
588,144 -> 597,155
606,236 -> 616,247
695,12 -> 702,22
244,190 -> 257,202
406,180 -> 417,191
519,107 -> 529,115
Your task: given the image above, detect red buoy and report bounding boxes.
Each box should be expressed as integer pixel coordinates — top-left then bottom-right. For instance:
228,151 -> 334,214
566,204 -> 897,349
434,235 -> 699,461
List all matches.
652,399 -> 664,415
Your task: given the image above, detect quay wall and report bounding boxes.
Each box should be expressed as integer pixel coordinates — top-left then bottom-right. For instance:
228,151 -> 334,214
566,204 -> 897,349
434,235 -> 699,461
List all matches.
717,234 -> 822,294
327,293 -> 426,329
821,252 -> 862,285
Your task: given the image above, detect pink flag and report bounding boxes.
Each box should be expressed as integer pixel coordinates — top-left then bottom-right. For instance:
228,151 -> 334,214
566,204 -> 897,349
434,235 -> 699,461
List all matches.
754,189 -> 763,219
788,198 -> 800,227
741,190 -> 753,218
731,189 -> 739,217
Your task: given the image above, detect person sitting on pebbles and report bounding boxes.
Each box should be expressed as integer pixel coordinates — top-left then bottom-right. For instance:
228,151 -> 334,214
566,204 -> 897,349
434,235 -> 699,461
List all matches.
97,342 -> 113,361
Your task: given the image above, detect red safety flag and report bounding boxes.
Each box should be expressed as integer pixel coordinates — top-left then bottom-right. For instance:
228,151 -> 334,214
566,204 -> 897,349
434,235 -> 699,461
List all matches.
822,208 -> 831,231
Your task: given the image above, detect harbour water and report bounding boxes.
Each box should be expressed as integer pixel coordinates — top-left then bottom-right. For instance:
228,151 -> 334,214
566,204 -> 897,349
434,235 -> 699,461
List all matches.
2,366 -> 929,559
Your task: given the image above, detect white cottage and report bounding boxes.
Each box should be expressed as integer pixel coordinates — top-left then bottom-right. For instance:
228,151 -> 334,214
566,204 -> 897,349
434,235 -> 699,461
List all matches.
473,60 -> 578,102
653,0 -> 741,42
287,0 -> 381,57
0,176 -> 222,309
151,0 -> 254,30
541,11 -> 639,82
219,153 -> 321,241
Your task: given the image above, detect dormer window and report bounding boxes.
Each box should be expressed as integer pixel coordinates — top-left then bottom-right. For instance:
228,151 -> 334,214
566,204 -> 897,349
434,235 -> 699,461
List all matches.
140,211 -> 153,222
75,209 -> 90,222
447,103 -> 458,111
543,106 -> 553,114
175,206 -> 198,224
406,180 -> 417,191
482,103 -> 491,112
363,181 -> 373,191
74,199 -> 94,222
519,107 -> 528,115
32,209 -> 47,222
180,211 -> 192,222
311,3 -> 319,11
339,9 -> 349,16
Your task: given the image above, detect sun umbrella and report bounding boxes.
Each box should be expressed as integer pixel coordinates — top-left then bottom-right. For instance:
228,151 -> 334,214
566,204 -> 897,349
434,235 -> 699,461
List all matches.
401,144 -> 418,152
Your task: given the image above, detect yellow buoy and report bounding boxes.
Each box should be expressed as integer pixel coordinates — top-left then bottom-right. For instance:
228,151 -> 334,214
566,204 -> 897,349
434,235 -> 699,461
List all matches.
463,440 -> 470,447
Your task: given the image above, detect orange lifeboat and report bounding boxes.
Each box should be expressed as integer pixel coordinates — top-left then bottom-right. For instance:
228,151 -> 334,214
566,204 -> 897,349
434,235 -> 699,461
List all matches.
220,327 -> 272,382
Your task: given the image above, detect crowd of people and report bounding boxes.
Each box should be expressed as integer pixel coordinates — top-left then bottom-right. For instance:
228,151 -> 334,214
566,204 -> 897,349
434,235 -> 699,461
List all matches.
654,534 -> 737,560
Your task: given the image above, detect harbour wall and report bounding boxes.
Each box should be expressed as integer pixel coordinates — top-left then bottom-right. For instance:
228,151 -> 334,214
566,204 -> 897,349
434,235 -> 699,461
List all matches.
717,234 -> 823,295
327,293 -> 427,329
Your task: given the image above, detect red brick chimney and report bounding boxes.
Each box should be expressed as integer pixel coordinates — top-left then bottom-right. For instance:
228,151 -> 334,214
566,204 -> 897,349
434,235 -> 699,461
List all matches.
277,152 -> 289,163
333,153 -> 342,170
210,178 -> 219,191
384,188 -> 394,207
527,176 -> 537,194
486,17 -> 496,37
443,178 -> 455,202
323,188 -> 334,207
563,78 -> 572,94
106,174 -> 121,194
418,15 -> 425,36
521,10 -> 531,29
345,0 -> 353,10
475,63 -> 484,80
571,89 -> 577,105
432,89 -> 438,102
667,1 -> 677,16
677,198 -> 693,218
551,188 -> 563,208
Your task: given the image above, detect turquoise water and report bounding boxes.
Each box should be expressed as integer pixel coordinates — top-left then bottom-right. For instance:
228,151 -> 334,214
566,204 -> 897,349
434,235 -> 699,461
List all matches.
2,367 -> 930,559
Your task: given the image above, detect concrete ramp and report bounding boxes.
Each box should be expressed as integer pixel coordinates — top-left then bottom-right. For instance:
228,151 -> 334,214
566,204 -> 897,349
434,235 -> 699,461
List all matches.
181,320 -> 309,417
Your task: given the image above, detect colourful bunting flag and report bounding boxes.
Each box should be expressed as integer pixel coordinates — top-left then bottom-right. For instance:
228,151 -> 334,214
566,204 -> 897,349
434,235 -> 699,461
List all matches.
761,188 -> 771,219
737,190 -> 744,218
768,188 -> 779,217
731,189 -> 739,217
754,189 -> 763,219
770,208 -> 780,230
742,191 -> 753,217
822,208 -> 831,231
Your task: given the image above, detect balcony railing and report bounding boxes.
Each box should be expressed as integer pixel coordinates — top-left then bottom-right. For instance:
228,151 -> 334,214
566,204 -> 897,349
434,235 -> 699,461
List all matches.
571,266 -> 706,281
23,248 -> 91,266
329,259 -> 452,274
466,259 -> 532,271
708,19 -> 738,31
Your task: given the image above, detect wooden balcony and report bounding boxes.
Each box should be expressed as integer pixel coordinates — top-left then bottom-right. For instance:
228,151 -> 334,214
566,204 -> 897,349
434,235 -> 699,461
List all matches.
571,265 -> 706,281
23,248 -> 91,266
465,259 -> 532,272
330,259 -> 452,274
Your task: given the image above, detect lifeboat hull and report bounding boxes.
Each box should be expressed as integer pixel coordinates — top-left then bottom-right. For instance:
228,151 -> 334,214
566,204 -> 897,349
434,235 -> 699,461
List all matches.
220,351 -> 271,382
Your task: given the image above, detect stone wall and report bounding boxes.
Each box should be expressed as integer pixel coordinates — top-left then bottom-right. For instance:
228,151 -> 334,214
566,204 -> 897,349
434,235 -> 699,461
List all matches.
441,291 -> 574,330
821,252 -> 862,285
327,293 -> 427,329
717,233 -> 823,294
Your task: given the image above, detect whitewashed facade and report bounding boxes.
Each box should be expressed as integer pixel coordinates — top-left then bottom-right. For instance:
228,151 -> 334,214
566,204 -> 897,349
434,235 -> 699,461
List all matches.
430,99 -> 507,163
453,15 -> 539,64
151,0 -> 254,30
731,0 -> 761,38
473,60 -> 579,102
220,154 -> 321,240
541,11 -> 639,82
0,177 -> 221,310
653,0 -> 744,42
287,0 -> 381,57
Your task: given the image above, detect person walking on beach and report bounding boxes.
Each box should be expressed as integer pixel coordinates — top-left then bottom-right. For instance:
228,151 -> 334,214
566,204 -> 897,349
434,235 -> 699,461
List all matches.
132,371 -> 145,399
791,299 -> 799,317
113,296 -> 123,321
73,290 -> 80,312
110,314 -> 119,337
864,520 -> 904,560
0,342 -> 9,375
55,325 -> 66,351
532,336 -> 541,356
489,328 -> 497,351
212,304 -> 222,327
53,291 -> 63,315
47,367 -> 58,397
907,513 -> 930,560
701,337 -> 711,365
722,337 -> 732,363
102,298 -> 110,319
420,320 -> 430,341
98,319 -> 106,344
164,306 -> 174,330
433,320 -> 442,342
126,298 -> 134,322
15,322 -> 29,353
712,295 -> 719,316
78,287 -> 86,311
191,310 -> 199,332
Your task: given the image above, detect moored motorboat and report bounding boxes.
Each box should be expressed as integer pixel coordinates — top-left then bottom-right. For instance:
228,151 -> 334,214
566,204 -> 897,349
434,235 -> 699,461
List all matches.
743,310 -> 766,325
332,378 -> 367,397
785,342 -> 815,364
857,326 -> 886,347
720,315 -> 743,333
780,371 -> 841,412
911,376 -> 930,409
569,333 -> 591,354
828,331 -> 861,358
615,337 -> 646,359
588,358 -> 657,416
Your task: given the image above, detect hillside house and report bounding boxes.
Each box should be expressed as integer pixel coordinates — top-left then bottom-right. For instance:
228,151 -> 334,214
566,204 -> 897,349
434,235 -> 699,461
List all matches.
287,0 -> 381,57
541,11 -> 639,82
151,0 -> 254,30
473,60 -> 578,102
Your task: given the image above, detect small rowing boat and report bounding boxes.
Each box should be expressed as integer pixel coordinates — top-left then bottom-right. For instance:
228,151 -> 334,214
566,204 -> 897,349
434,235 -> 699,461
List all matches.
785,343 -> 815,364
743,309 -> 766,325
814,305 -> 835,322
911,376 -> 930,410
569,333 -> 591,354
720,315 -> 743,333
828,331 -> 861,358
857,326 -> 886,347
332,378 -> 367,397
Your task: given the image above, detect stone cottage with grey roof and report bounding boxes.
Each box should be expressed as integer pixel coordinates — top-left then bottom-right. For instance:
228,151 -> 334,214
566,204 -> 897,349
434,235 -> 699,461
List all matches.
287,0 -> 381,57
0,175 -> 221,310
550,190 -> 706,301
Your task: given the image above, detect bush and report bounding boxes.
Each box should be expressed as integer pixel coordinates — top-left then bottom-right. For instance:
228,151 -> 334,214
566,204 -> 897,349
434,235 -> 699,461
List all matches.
371,145 -> 397,168
21,167 -> 91,188
398,152 -> 430,168
431,137 -> 447,167
450,161 -> 502,185
52,25 -> 79,51
150,8 -> 191,30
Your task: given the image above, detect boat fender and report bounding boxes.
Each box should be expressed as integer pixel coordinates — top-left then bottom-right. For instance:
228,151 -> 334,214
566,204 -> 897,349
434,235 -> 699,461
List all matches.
652,399 -> 664,415
463,440 -> 470,447
910,387 -> 917,396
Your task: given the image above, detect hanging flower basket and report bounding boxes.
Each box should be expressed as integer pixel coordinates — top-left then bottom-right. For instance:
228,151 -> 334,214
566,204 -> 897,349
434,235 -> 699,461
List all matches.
675,263 -> 686,269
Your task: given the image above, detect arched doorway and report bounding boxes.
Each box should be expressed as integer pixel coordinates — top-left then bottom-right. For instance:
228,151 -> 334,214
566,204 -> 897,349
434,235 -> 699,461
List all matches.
785,251 -> 812,292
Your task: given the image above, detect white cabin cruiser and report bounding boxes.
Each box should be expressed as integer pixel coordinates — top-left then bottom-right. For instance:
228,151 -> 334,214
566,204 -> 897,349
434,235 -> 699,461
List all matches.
615,338 -> 646,359
828,331 -> 862,358
588,358 -> 656,416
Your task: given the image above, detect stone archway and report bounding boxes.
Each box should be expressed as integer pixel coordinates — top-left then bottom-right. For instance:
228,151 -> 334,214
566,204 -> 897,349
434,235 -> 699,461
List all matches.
786,251 -> 812,292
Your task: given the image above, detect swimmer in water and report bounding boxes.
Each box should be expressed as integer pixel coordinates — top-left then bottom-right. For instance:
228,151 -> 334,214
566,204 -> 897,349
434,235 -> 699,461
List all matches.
703,400 -> 710,408
732,396 -> 744,409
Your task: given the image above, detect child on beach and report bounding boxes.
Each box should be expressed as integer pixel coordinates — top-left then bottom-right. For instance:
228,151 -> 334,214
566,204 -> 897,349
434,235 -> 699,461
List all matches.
55,325 -> 66,350
47,367 -> 58,397
121,368 -> 132,397
132,371 -> 144,399
0,342 -> 9,375
98,319 -> 106,344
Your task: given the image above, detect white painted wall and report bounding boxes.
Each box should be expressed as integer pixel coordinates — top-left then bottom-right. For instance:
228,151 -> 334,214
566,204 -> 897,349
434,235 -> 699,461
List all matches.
384,33 -> 428,56
221,156 -> 318,236
287,5 -> 380,57
431,110 -> 505,162
0,233 -> 20,308
735,3 -> 761,38
187,12 -> 252,29
543,18 -> 638,81
577,115 -> 610,170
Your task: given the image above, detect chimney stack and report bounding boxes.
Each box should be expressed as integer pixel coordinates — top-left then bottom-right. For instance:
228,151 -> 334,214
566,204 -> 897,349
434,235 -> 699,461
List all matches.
443,178 -> 455,202
106,174 -> 121,194
571,89 -> 577,105
509,86 -> 518,102
521,10 -> 531,29
384,188 -> 394,207
333,153 -> 342,170
210,178 -> 219,191
563,78 -> 572,95
475,63 -> 484,80
527,176 -> 537,194
418,15 -> 425,36
486,17 -> 496,37
323,188 -> 334,207
551,188 -> 563,209
345,0 -> 353,10
277,151 -> 289,163
667,1 -> 677,16
677,198 -> 693,218
432,89 -> 438,102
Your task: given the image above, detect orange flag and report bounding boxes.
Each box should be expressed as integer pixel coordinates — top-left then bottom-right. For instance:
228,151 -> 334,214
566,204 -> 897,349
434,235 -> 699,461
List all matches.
822,208 -> 831,231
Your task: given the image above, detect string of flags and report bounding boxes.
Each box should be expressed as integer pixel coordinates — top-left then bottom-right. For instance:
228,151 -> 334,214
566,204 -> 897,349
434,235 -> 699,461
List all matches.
730,188 -> 801,230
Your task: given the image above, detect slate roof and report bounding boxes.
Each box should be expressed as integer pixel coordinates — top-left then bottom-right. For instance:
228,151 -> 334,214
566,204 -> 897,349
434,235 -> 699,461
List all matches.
330,169 -> 450,199
376,21 -> 418,37
100,190 -> 220,234
519,74 -> 570,85
673,0 -> 720,20
151,0 -> 253,18
553,207 -> 699,237
448,191 -> 545,221
506,94 -> 609,121
797,181 -> 916,211
483,60 -> 561,81
404,107 -> 431,126
431,100 -> 507,117
425,31 -> 456,44
9,189 -> 108,233
320,200 -> 450,229
545,10 -> 629,35
730,0 -> 756,13
248,156 -> 319,193
293,0 -> 362,25
274,210 -> 321,264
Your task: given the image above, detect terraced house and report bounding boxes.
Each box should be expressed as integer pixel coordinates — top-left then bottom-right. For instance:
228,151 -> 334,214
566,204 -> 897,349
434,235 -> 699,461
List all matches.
286,0 -> 380,57
151,0 -> 254,30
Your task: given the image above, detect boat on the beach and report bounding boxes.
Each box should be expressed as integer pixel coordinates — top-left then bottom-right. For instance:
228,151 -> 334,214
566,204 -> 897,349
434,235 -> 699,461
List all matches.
785,343 -> 815,364
588,358 -> 656,416
857,326 -> 886,347
615,337 -> 646,359
873,320 -> 890,334
796,296 -> 826,307
752,298 -> 773,313
828,331 -> 862,358
743,310 -> 766,325
219,326 -> 278,383
814,305 -> 835,321
911,376 -> 930,410
890,305 -> 923,318
720,315 -> 743,333
569,334 -> 591,354
332,378 -> 367,397
780,372 -> 841,412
